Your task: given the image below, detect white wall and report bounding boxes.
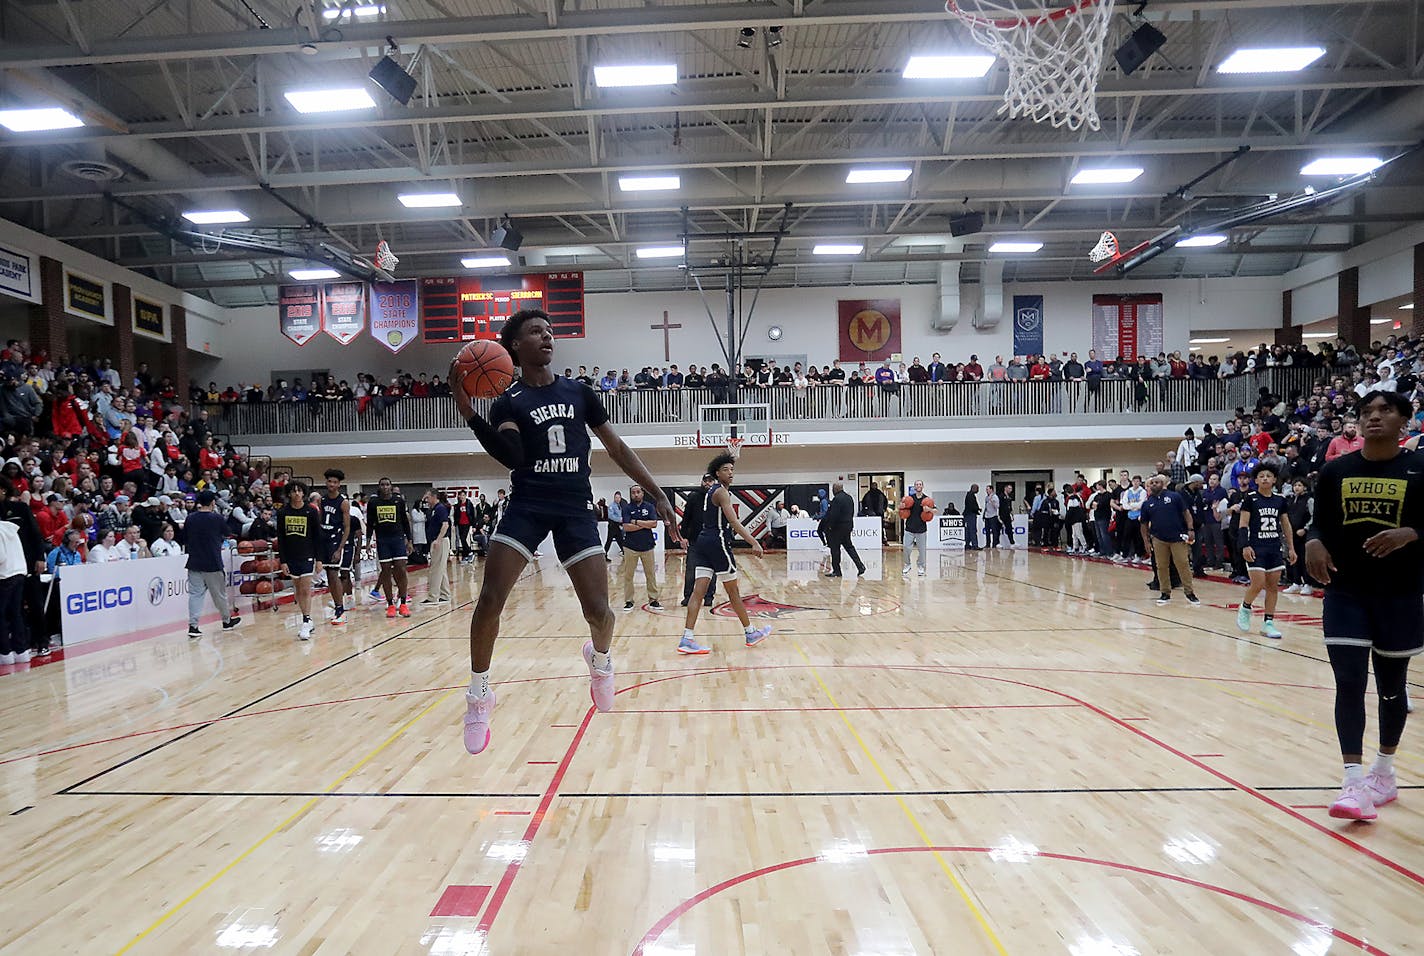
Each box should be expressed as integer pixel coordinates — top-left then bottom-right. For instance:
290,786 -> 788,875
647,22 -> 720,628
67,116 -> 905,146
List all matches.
212,275 -> 1286,386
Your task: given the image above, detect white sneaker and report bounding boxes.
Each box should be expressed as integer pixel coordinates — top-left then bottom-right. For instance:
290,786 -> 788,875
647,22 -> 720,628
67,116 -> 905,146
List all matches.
1283,584 -> 1301,594
14,650 -> 30,663
917,569 -> 926,577
1365,768 -> 1398,806
299,620 -> 314,641
902,567 -> 910,577
0,652 -> 14,665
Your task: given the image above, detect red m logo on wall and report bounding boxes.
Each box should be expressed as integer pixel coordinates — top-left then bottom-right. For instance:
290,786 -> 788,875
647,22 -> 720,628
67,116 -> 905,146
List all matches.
838,299 -> 902,362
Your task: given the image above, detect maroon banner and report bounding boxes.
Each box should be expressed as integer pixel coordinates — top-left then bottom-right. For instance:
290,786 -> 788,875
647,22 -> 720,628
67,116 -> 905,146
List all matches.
278,284 -> 321,347
837,299 -> 901,363
321,281 -> 366,344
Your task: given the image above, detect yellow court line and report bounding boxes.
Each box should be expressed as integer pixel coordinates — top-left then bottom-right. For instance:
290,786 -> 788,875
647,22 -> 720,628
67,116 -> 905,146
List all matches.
792,641 -> 1010,956
113,687 -> 461,955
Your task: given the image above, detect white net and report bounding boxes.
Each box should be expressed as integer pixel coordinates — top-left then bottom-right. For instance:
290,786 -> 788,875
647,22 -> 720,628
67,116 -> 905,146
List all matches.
1088,230 -> 1119,262
946,0 -> 1114,132
375,240 -> 399,272
725,437 -> 745,460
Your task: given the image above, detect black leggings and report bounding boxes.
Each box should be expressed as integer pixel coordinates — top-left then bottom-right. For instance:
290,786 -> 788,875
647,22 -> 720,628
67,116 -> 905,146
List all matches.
1327,644 -> 1411,757
0,576 -> 27,655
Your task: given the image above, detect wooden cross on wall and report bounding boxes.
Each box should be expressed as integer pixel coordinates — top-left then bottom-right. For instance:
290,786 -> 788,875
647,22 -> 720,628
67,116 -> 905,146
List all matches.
651,310 -> 682,362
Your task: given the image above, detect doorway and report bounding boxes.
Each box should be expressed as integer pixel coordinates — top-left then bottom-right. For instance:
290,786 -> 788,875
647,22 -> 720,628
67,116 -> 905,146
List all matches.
858,471 -> 903,543
990,469 -> 1054,523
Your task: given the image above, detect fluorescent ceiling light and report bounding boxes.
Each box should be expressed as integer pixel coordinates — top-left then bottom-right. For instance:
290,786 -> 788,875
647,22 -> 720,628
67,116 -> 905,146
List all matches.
1188,346 -> 1202,352
289,267 -> 340,280
989,241 -> 1043,253
1218,46 -> 1326,73
0,107 -> 84,132
1303,332 -> 1335,339
902,54 -> 996,79
846,167 -> 912,184
461,255 -> 510,269
1371,318 -> 1391,325
181,209 -> 249,225
322,4 -> 384,18
813,244 -> 863,255
1070,167 -> 1143,185
1300,157 -> 1384,176
636,246 -> 684,259
1177,234 -> 1227,248
283,88 -> 377,113
1188,337 -> 1229,344
618,175 -> 679,191
593,64 -> 678,87
398,192 -> 461,208
1402,304 -> 1415,310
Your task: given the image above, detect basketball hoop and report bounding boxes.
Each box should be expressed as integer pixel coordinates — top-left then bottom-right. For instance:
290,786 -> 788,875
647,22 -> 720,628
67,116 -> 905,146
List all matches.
725,437 -> 745,460
375,239 -> 399,272
1088,230 -> 1119,263
945,0 -> 1114,132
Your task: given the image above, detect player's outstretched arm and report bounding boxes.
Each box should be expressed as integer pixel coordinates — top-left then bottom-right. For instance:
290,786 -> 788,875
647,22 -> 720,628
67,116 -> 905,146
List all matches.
449,357 -> 524,470
716,487 -> 763,556
592,422 -> 678,541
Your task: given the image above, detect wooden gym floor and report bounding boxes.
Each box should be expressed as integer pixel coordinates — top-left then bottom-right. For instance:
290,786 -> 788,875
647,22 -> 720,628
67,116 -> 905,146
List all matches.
1,547 -> 1421,955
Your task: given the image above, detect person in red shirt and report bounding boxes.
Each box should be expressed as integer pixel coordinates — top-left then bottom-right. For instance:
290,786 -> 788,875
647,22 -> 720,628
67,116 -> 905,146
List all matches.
36,495 -> 67,546
1029,356 -> 1052,380
962,355 -> 984,381
1169,352 -> 1188,378
1326,420 -> 1364,460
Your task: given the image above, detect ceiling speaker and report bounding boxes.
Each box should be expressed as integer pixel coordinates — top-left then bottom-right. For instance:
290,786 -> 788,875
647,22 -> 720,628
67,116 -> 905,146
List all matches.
491,223 -> 524,251
1115,23 -> 1167,76
949,211 -> 984,237
368,55 -> 417,106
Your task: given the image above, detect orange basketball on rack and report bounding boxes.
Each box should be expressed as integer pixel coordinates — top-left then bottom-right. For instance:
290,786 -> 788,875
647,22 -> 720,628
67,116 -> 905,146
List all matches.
454,340 -> 515,399
253,558 -> 277,575
239,580 -> 258,595
254,580 -> 274,595
237,540 -> 260,554
239,559 -> 258,574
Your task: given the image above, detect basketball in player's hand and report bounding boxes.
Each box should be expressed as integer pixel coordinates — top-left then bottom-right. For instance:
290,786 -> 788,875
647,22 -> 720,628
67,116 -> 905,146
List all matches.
898,496 -> 913,520
454,340 -> 515,399
921,497 -> 936,522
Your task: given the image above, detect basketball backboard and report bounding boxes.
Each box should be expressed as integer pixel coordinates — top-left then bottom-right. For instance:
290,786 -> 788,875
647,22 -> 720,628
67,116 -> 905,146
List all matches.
696,403 -> 772,450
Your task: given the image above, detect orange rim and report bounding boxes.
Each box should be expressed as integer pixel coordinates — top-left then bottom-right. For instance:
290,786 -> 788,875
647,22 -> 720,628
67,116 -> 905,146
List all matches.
945,0 -> 1096,29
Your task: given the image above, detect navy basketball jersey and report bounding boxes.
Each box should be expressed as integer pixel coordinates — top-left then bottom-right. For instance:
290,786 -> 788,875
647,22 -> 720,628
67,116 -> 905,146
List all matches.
1243,492 -> 1284,545
700,487 -> 731,541
489,376 -> 609,515
320,493 -> 346,538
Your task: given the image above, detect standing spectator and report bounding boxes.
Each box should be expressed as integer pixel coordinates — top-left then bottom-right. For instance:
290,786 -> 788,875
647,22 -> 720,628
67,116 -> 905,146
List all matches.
604,490 -> 626,559
619,485 -> 663,611
421,490 -> 452,603
679,474 -> 717,608
860,481 -> 888,520
768,500 -> 789,549
1172,428 -> 1198,486
1326,420 -> 1364,461
998,483 -> 1016,546
821,480 -> 865,577
963,484 -> 981,551
0,477 -> 43,659
185,490 -> 239,639
1115,475 -> 1148,564
1197,473 -> 1228,572
0,513 -> 28,665
1140,474 -> 1200,606
453,490 -> 477,562
900,479 -> 931,576
1284,478 -> 1316,595
983,484 -> 1002,548
1063,485 -> 1089,554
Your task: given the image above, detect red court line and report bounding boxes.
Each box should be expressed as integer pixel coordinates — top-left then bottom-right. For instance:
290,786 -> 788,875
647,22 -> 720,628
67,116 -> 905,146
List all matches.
527,761 -> 558,765
476,705 -> 597,936
631,846 -> 1387,956
430,884 -> 490,918
617,704 -> 1075,714
493,810 -> 531,816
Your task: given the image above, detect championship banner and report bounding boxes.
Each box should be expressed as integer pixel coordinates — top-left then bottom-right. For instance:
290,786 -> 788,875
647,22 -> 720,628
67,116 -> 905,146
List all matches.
1092,293 -> 1163,361
371,279 -> 420,353
0,244 -> 37,304
1012,295 -> 1044,358
837,299 -> 901,363
321,281 -> 366,344
278,283 -> 321,347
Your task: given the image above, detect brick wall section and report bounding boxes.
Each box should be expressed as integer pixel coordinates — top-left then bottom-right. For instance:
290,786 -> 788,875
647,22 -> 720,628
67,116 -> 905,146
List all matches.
170,303 -> 189,401
112,283 -> 136,389
1275,289 -> 1301,346
31,256 -> 70,361
1337,266 -> 1370,351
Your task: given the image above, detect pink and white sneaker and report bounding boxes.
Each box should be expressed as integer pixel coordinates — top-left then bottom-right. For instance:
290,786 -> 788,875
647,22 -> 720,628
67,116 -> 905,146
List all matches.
1329,780 -> 1378,821
1365,769 -> 1398,807
463,690 -> 496,755
583,640 -> 615,712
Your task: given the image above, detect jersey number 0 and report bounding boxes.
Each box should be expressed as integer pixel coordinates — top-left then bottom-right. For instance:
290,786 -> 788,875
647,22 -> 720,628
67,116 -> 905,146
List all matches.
547,424 -> 566,454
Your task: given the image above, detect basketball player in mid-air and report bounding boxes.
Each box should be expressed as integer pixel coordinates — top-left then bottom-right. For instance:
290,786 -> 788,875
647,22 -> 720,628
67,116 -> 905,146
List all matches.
676,452 -> 771,656
319,468 -> 353,626
452,307 -> 677,755
1306,391 -> 1424,822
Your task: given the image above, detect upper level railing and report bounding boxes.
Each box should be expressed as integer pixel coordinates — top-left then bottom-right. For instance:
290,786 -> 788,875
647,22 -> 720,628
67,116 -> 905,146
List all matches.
199,367 -> 1343,439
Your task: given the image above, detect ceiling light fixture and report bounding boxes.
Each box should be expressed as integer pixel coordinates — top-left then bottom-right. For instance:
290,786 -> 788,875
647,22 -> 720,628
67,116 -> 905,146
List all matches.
1303,332 -> 1336,339
1300,157 -> 1384,176
618,175 -> 680,191
289,267 -> 341,280
0,107 -> 84,132
636,246 -> 685,259
397,192 -> 461,208
283,88 -> 377,113
846,167 -> 913,184
813,244 -> 864,255
1217,46 -> 1326,73
1177,234 -> 1228,248
593,64 -> 678,87
902,54 -> 996,79
1402,304 -> 1415,310
1371,318 -> 1391,325
461,255 -> 510,269
321,3 -> 384,18
181,210 -> 249,225
1070,167 -> 1143,185
989,241 -> 1043,253
737,27 -> 756,49
1188,337 -> 1230,344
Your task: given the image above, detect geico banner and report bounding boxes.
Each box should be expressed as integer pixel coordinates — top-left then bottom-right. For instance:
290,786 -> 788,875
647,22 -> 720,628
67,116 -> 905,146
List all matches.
785,517 -> 882,551
59,555 -> 193,645
933,515 -> 965,550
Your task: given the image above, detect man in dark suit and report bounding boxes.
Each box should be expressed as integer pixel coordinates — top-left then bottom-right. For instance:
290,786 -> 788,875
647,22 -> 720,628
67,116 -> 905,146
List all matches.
678,473 -> 717,607
963,483 -> 982,550
821,480 -> 865,577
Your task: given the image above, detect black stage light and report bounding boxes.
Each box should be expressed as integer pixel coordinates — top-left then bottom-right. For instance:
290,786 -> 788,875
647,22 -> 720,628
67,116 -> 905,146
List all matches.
369,55 -> 417,105
767,26 -> 783,47
737,27 -> 756,49
1115,22 -> 1167,76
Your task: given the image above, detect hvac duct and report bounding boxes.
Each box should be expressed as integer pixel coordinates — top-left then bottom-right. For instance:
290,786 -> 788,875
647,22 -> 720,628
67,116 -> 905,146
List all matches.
974,260 -> 1004,329
932,261 -> 961,330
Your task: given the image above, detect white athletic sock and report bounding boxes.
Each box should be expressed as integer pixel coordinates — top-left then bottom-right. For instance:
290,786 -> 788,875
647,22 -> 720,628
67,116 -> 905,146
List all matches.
1344,762 -> 1364,783
1373,753 -> 1395,774
682,628 -> 695,643
591,649 -> 612,672
469,670 -> 490,699
744,624 -> 756,636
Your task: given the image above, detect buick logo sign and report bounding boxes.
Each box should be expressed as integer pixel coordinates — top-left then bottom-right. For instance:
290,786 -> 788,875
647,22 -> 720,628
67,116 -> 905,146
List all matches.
148,576 -> 166,607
